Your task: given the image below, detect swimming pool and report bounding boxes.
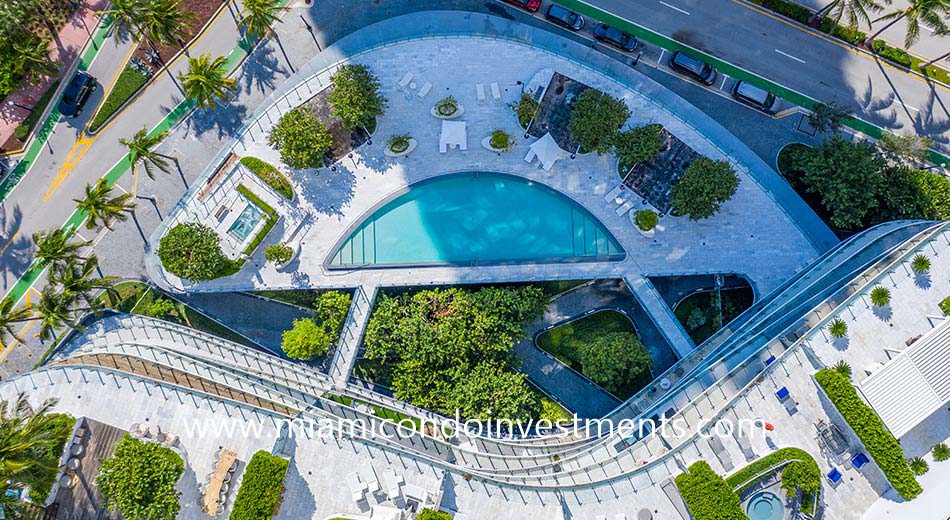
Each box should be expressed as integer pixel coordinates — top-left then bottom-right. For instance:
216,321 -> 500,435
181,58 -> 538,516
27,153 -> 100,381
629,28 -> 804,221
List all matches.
329,172 -> 625,267
746,491 -> 785,520
227,202 -> 264,242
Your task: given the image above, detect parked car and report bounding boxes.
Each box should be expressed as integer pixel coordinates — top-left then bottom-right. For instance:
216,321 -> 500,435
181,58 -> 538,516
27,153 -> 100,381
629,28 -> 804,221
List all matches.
58,71 -> 97,118
593,23 -> 638,52
731,80 -> 778,114
502,0 -> 542,12
545,5 -> 584,31
669,51 -> 717,85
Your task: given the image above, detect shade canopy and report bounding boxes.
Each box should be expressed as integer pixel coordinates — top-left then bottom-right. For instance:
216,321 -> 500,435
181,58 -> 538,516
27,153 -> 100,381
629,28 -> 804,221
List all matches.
530,132 -> 564,170
439,120 -> 467,152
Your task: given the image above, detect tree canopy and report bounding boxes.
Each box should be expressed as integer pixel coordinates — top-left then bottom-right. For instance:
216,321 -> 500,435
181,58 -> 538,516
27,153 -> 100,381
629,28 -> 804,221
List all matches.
157,222 -> 228,281
614,124 -> 665,166
267,106 -> 334,169
281,318 -> 330,360
670,157 -> 740,220
96,434 -> 184,520
567,89 -> 630,155
327,64 -> 387,130
363,287 -> 548,421
577,332 -> 652,394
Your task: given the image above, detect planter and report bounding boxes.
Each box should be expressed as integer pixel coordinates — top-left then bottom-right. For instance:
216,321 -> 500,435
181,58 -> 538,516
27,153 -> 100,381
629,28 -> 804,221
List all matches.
430,104 -> 464,119
480,136 -> 512,153
384,138 -> 417,157
275,242 -> 301,272
630,211 -> 656,238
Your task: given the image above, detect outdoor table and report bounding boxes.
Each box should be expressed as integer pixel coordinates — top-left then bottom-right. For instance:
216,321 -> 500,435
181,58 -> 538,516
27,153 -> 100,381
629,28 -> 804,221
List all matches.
66,457 -> 80,470
638,509 -> 653,520
202,449 -> 237,515
70,443 -> 84,456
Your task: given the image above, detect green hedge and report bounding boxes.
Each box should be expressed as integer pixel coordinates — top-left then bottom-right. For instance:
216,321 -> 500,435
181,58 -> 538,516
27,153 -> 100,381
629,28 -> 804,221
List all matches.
14,80 -> 60,141
726,447 -> 820,495
815,369 -> 921,499
240,156 -> 293,200
872,40 -> 912,68
940,296 -> 950,316
747,0 -> 811,23
229,451 -> 289,520
236,184 -> 278,257
89,64 -> 150,132
819,19 -> 867,46
675,461 -> 745,520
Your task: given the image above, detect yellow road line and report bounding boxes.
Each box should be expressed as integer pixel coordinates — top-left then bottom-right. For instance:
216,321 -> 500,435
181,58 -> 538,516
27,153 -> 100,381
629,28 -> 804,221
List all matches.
728,0 -> 950,94
0,320 -> 37,364
0,231 -> 21,257
43,134 -> 96,201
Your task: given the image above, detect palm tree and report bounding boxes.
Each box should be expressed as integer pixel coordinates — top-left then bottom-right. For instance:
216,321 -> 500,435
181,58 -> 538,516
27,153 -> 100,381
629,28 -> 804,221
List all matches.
870,0 -> 950,49
238,0 -> 288,39
49,255 -> 118,311
139,0 -> 195,48
0,297 -> 32,348
97,0 -> 146,41
32,229 -> 88,274
34,286 -> 83,342
75,179 -> 137,230
119,127 -> 171,179
813,0 -> 885,28
178,54 -> 238,110
13,37 -> 61,84
0,393 -> 64,491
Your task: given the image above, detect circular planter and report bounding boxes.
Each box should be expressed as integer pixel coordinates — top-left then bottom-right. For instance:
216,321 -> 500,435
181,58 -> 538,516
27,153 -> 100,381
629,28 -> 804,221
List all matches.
384,138 -> 417,157
480,136 -> 512,153
275,242 -> 301,272
631,211 -> 657,238
430,104 -> 464,119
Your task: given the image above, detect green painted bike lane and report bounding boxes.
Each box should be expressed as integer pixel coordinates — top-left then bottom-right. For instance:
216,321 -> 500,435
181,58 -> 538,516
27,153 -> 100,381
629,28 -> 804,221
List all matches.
558,0 -> 950,165
3,36 -> 256,307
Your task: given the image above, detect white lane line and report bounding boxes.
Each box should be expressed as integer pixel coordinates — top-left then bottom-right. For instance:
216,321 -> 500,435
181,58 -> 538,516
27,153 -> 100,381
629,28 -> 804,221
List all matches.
658,48 -> 666,62
720,75 -> 729,89
774,49 -> 806,64
659,1 -> 690,15
897,100 -> 919,112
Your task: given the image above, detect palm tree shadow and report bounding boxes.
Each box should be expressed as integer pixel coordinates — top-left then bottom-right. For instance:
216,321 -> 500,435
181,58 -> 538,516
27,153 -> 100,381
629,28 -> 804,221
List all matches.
0,205 -> 34,278
872,304 -> 893,322
242,44 -> 287,95
186,103 -> 248,140
914,272 -> 932,290
832,336 -> 850,351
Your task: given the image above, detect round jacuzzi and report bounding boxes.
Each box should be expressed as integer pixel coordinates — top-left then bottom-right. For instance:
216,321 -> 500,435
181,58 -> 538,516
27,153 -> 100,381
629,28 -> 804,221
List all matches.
746,491 -> 786,520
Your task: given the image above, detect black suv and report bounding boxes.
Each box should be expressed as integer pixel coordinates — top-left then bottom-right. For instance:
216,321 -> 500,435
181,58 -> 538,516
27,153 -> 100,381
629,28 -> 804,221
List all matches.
545,5 -> 584,31
58,71 -> 97,118
669,51 -> 717,85
593,24 -> 638,52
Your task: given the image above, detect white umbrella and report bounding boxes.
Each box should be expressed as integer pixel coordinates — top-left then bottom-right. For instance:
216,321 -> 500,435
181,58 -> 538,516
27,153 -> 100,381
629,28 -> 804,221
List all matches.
529,132 -> 564,171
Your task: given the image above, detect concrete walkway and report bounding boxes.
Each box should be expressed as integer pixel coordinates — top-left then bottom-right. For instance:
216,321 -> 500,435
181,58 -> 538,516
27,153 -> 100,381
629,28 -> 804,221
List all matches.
328,286 -> 376,387
178,292 -> 312,353
623,276 -> 695,359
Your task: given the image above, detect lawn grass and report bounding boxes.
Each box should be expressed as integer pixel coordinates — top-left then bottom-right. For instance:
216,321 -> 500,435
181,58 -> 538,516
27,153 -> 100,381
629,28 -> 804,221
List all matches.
240,156 -> 293,200
673,288 -> 754,345
14,80 -> 60,141
88,64 -> 150,133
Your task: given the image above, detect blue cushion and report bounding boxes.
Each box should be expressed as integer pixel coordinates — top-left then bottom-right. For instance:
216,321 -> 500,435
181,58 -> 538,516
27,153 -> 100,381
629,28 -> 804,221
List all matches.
828,468 -> 842,482
764,355 -> 776,366
776,387 -> 789,400
852,453 -> 869,468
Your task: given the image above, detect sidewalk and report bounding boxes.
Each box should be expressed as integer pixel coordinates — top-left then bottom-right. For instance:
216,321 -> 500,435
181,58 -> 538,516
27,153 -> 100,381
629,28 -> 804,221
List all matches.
0,0 -> 108,152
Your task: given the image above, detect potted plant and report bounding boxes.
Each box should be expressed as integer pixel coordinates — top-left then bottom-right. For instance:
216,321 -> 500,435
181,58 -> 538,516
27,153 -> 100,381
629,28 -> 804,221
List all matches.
384,133 -> 416,157
431,95 -> 463,119
869,286 -> 891,307
481,129 -> 516,152
827,318 -> 847,339
633,209 -> 659,236
265,242 -> 299,271
910,253 -> 930,274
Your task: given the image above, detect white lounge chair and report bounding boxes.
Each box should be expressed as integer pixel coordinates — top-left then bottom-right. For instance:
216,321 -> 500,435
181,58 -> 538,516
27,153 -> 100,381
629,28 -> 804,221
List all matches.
397,72 -> 413,91
603,185 -> 624,202
416,82 -> 432,101
616,199 -> 635,216
476,83 -> 486,104
490,82 -> 502,101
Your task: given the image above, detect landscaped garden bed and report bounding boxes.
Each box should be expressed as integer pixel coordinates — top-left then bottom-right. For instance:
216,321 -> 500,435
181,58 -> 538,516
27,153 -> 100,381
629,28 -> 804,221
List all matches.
97,434 -> 185,520
535,310 -> 652,400
230,450 -> 290,520
727,447 -> 821,515
622,130 -> 699,214
3,80 -> 60,151
675,461 -> 745,520
674,287 -> 754,344
235,184 -> 278,257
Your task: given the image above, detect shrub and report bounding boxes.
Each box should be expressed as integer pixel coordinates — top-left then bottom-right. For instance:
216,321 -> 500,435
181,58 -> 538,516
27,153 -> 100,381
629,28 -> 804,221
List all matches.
511,93 -> 539,128
158,222 -> 229,281
89,64 -> 151,132
745,0 -> 812,23
96,435 -> 184,520
832,360 -> 852,380
25,413 -> 74,503
229,451 -> 289,520
819,19 -> 867,46
872,40 -> 913,68
264,243 -> 293,264
815,369 -> 922,499
240,156 -> 293,199
932,442 -> 950,462
907,457 -> 928,476
327,63 -> 387,130
315,290 -> 352,340
726,447 -> 820,496
877,134 -> 933,164
827,318 -> 848,338
267,106 -> 333,169
669,157 -> 740,220
415,509 -> 452,520
281,318 -> 331,360
567,89 -> 631,155
912,169 -> 950,220
686,307 -> 707,330
910,254 -> 930,274
634,209 -> 658,231
386,133 -> 411,153
577,332 -> 652,394
434,96 -> 458,117
869,286 -> 891,307
614,123 -> 665,167
489,129 -> 515,151
941,296 -> 950,316
675,461 -> 744,520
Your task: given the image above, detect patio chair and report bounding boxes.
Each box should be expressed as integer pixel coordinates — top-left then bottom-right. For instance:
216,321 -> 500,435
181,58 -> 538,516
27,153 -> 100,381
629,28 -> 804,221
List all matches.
476,83 -> 486,104
491,82 -> 502,101
763,355 -> 776,366
616,199 -> 635,216
776,387 -> 798,415
827,467 -> 842,486
397,72 -> 414,91
706,435 -> 734,472
603,185 -> 624,202
415,82 -> 432,101
851,453 -> 870,470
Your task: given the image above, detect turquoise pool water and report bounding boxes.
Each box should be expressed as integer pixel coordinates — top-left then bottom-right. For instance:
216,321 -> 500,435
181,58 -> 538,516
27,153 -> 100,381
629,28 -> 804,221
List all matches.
227,202 -> 264,242
746,491 -> 785,520
329,172 -> 624,267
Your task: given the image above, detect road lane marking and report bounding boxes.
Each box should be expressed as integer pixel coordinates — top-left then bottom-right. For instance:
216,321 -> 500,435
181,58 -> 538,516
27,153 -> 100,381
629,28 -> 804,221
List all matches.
44,134 -> 96,201
658,48 -> 666,62
658,1 -> 690,15
720,75 -> 729,89
896,100 -> 919,112
774,49 -> 806,64
0,231 -> 20,257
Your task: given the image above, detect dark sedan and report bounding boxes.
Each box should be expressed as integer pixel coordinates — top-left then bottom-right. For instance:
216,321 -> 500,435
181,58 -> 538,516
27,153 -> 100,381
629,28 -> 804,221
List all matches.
593,24 -> 639,52
58,71 -> 97,118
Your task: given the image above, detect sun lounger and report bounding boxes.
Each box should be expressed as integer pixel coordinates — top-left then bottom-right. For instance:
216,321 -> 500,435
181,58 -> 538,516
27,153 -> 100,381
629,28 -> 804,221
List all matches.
603,185 -> 624,201
347,472 -> 367,502
476,83 -> 486,103
706,435 -> 734,472
415,82 -> 432,101
775,387 -> 798,415
851,453 -> 870,469
397,72 -> 413,91
616,199 -> 635,216
734,433 -> 756,461
827,467 -> 842,485
491,82 -> 502,101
